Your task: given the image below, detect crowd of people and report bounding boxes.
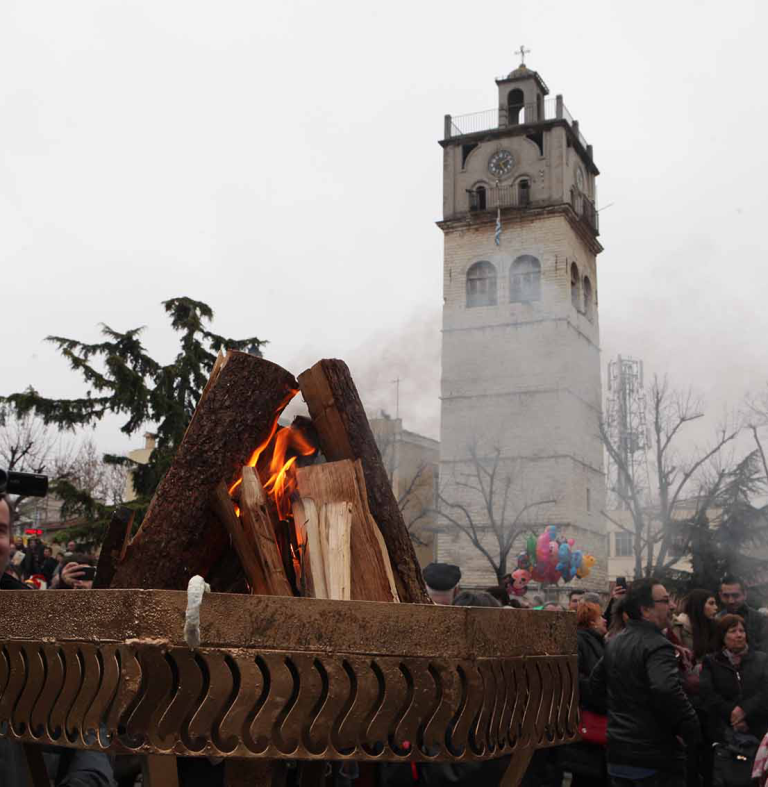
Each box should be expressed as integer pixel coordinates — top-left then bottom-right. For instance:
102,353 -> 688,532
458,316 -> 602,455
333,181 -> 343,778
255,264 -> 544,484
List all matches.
4,534 -> 97,590
421,561 -> 768,787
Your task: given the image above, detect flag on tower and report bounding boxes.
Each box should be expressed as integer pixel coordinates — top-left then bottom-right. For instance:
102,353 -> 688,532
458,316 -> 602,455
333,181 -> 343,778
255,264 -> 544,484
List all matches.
495,207 -> 501,246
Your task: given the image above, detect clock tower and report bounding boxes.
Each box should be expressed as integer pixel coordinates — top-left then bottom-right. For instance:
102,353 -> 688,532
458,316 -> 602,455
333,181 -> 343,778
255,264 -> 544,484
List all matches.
436,61 -> 606,591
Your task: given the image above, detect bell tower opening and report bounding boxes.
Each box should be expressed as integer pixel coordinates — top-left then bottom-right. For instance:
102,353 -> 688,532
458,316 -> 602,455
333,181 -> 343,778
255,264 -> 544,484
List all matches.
507,89 -> 524,125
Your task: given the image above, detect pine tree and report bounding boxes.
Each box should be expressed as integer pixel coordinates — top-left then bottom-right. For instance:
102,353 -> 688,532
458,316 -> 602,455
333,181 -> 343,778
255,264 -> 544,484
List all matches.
685,451 -> 768,593
2,297 -> 266,541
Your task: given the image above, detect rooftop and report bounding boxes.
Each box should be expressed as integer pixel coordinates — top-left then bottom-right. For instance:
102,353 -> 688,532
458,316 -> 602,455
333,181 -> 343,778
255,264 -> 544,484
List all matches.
444,96 -> 590,153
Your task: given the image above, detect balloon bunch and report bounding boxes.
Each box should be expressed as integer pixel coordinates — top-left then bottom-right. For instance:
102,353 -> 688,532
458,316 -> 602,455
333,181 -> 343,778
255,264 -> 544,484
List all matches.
510,526 -> 596,593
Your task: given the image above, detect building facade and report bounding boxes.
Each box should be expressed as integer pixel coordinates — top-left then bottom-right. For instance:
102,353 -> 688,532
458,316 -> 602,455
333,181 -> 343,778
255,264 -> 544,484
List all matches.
436,63 -> 607,591
370,416 -> 439,569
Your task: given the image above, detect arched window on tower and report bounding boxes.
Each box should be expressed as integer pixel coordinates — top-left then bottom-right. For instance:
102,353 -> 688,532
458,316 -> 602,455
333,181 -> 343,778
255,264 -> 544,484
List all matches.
583,276 -> 593,319
507,89 -> 524,125
510,255 -> 541,303
468,184 -> 487,212
570,263 -> 580,309
518,178 -> 530,207
466,261 -> 497,308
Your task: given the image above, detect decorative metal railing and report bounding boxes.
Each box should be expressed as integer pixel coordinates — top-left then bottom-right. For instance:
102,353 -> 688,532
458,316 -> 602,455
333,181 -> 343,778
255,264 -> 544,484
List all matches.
446,97 -> 590,152
464,187 -> 599,237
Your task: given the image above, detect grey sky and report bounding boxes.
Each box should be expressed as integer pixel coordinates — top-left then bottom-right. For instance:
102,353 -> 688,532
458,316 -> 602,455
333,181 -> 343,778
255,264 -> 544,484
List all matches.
2,1 -> 766,458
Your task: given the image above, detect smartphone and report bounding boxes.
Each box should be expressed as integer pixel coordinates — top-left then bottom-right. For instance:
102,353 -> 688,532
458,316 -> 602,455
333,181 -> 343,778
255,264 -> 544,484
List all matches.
615,576 -> 627,590
79,566 -> 96,581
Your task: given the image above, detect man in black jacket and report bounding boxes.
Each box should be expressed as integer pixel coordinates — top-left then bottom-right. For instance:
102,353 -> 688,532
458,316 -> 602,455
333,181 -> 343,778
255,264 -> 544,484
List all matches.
718,574 -> 767,652
590,579 -> 700,787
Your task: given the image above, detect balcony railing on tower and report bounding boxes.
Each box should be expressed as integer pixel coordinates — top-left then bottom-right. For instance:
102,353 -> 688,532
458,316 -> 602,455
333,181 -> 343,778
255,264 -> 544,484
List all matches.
445,95 -> 590,154
466,185 -> 599,236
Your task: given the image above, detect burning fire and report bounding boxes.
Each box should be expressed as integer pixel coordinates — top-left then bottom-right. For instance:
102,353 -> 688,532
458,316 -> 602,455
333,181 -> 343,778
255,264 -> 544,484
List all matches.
262,424 -> 317,520
229,390 -> 317,521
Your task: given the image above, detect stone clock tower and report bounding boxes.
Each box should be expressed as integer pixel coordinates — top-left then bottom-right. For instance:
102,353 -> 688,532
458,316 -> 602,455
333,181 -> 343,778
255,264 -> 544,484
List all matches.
436,61 -> 607,591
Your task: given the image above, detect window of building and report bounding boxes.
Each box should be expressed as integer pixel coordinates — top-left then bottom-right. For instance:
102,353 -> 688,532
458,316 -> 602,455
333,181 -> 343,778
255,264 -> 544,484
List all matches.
570,262 -> 580,308
583,276 -> 593,318
509,255 -> 541,303
466,261 -> 497,308
507,88 -> 524,125
468,185 -> 487,212
518,178 -> 530,207
461,143 -> 478,168
586,487 -> 591,512
615,532 -> 633,558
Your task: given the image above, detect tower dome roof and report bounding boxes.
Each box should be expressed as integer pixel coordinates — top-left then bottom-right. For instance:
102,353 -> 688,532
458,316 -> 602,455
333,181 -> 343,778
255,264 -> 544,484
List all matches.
507,64 -> 531,79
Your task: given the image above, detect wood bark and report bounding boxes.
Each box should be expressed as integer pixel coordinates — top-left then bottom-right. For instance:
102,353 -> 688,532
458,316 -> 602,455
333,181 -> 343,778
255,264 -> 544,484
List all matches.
296,460 -> 397,602
297,360 -> 430,604
93,506 -> 134,589
240,466 -> 294,597
111,351 -> 298,590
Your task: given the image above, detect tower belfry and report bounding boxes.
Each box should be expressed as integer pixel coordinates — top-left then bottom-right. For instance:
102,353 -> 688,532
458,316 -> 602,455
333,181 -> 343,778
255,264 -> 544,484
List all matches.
437,63 -> 606,589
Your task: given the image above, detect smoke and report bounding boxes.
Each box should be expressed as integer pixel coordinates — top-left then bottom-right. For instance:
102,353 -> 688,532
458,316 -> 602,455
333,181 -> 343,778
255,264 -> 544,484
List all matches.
279,307 -> 442,440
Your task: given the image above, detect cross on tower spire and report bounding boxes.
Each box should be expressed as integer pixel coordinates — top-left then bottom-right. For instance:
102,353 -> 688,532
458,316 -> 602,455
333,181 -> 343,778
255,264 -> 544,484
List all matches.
515,45 -> 531,66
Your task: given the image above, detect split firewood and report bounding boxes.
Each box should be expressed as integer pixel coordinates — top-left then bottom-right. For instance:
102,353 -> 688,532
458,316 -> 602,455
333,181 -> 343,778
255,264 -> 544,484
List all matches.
296,459 -> 398,603
322,501 -> 352,601
111,351 -> 298,591
240,466 -> 293,597
291,497 -> 324,599
210,481 -> 269,596
298,360 -> 430,604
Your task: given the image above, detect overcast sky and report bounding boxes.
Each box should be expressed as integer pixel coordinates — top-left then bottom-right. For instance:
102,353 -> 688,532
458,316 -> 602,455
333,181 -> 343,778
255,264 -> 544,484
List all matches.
2,0 -> 767,460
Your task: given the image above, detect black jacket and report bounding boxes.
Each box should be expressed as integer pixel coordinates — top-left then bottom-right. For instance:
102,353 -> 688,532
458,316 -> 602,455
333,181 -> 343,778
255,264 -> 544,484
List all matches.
589,619 -> 700,771
716,605 -> 768,653
556,628 -> 607,779
0,572 -> 29,590
577,628 -> 606,713
700,649 -> 768,744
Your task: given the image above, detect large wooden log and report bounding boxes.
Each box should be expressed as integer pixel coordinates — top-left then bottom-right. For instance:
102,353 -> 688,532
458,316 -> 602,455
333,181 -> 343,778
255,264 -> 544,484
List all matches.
111,351 -> 298,590
297,360 -> 430,604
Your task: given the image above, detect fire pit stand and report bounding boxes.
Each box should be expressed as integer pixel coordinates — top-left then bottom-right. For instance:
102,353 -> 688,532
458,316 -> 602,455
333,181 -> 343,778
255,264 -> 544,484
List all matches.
0,589 -> 577,785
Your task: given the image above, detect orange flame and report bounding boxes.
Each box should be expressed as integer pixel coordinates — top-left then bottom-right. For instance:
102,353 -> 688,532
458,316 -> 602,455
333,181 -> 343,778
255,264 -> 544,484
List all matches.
263,424 -> 317,520
228,389 -> 298,497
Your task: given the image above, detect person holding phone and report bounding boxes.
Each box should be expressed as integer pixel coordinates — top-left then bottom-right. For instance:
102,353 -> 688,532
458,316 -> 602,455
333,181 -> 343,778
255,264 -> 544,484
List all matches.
604,577 -> 627,631
56,554 -> 97,589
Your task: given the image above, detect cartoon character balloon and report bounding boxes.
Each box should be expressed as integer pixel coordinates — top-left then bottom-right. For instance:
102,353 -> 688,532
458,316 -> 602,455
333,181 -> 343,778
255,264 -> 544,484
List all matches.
577,554 -> 596,578
526,526 -> 595,585
510,568 -> 531,596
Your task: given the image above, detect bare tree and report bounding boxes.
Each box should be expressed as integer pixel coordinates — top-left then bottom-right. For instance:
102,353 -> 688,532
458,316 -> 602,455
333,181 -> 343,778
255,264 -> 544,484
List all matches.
54,438 -> 127,509
434,445 -> 556,582
0,409 -> 64,518
601,375 -> 740,579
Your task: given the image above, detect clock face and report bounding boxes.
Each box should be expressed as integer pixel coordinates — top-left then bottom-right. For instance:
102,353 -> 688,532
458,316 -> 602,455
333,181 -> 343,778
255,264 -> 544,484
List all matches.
488,150 -> 515,178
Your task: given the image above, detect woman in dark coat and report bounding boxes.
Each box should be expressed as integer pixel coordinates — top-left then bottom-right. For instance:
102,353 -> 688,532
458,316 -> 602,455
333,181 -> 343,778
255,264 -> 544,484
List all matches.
700,613 -> 768,785
558,602 -> 608,786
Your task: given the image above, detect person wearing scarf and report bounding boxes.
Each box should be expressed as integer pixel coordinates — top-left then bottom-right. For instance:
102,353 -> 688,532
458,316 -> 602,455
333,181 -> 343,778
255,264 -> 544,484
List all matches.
700,614 -> 768,785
